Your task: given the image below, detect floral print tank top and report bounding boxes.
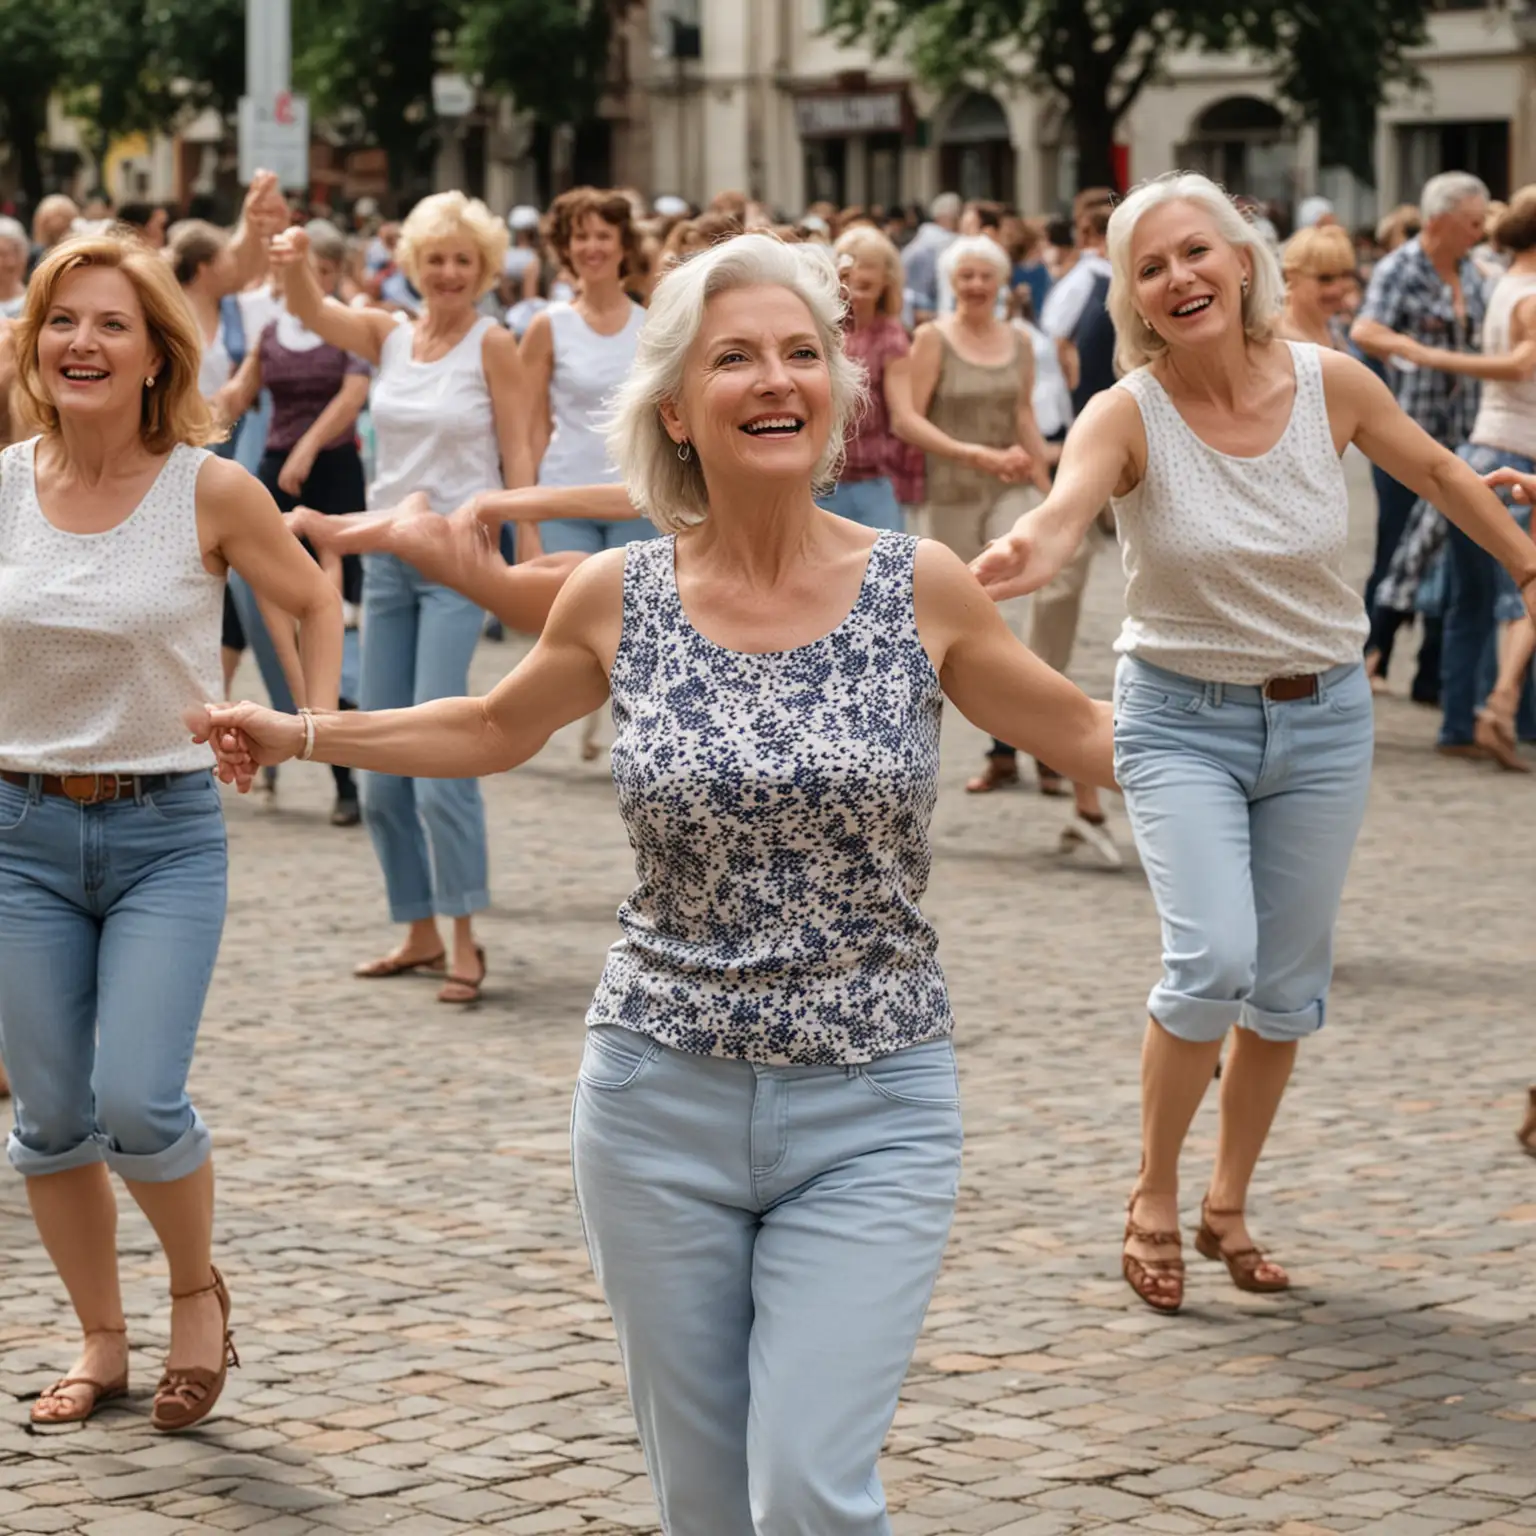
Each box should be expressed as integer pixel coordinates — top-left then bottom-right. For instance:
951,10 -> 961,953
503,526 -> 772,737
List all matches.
587,531 -> 953,1065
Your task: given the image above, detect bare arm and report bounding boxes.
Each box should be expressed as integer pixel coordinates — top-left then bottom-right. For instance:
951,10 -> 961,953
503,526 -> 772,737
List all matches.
194,549 -> 623,783
276,373 -> 371,498
214,345 -> 262,427
1015,343 -> 1052,494
1348,315 -> 1408,363
915,541 -> 1114,787
484,325 -> 533,491
971,387 -> 1143,599
220,171 -> 285,294
520,311 -> 555,475
1393,295 -> 1536,381
268,227 -> 394,364
199,456 -> 344,712
464,482 -> 640,529
1325,350 -> 1536,592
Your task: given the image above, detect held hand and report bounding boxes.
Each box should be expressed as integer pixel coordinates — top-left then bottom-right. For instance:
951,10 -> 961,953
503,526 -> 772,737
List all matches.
383,504 -> 495,590
185,702 -> 306,791
241,170 -> 287,238
1484,466 -> 1536,506
282,505 -> 324,544
277,443 -> 317,497
269,227 -> 311,270
969,516 -> 1071,600
970,444 -> 1031,483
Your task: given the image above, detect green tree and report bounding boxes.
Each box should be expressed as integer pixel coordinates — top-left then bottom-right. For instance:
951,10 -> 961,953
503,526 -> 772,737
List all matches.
0,0 -> 68,208
823,0 -> 1431,195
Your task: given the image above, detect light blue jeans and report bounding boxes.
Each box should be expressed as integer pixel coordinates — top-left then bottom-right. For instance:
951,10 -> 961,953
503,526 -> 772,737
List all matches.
816,477 -> 904,532
571,1026 -> 962,1536
538,515 -> 659,557
1113,656 -> 1374,1044
359,552 -> 489,921
0,773 -> 226,1181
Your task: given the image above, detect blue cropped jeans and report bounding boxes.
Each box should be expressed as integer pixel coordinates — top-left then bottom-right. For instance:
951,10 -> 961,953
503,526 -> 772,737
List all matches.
0,772 -> 226,1182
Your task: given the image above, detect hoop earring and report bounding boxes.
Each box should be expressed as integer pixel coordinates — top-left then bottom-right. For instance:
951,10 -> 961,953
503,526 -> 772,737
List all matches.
677,441 -> 691,463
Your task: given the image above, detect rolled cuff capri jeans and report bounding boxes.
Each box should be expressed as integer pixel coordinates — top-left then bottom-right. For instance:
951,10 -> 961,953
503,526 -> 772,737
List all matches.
0,773 -> 227,1181
571,1026 -> 962,1536
1112,657 -> 1374,1044
358,551 -> 489,922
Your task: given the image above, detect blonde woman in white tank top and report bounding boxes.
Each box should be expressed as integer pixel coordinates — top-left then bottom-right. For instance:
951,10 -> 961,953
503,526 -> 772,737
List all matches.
976,173 -> 1536,1316
1389,201 -> 1536,768
0,235 -> 341,1430
269,194 -> 531,1002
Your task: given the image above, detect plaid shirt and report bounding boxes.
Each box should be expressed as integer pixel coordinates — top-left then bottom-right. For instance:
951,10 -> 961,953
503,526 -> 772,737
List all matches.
1358,238 -> 1486,446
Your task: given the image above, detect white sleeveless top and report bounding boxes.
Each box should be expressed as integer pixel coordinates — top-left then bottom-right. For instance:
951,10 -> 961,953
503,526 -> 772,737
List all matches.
536,301 -> 644,487
1470,271 -> 1536,457
0,438 -> 221,773
1111,342 -> 1368,684
368,314 -> 502,513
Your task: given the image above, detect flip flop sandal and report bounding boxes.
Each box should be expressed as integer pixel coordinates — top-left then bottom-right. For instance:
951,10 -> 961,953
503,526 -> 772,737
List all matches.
437,946 -> 487,1005
354,951 -> 447,979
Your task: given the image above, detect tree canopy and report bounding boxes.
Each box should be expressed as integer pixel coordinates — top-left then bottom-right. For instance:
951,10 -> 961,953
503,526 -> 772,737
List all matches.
823,0 -> 1432,192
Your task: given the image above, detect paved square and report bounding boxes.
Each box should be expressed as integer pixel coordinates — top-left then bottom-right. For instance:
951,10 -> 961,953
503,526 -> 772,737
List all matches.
1,460 -> 1532,1533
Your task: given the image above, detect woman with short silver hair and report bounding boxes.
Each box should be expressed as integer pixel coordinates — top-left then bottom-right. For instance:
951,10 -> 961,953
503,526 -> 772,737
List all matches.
194,230 -> 1117,1535
977,171 -> 1536,1315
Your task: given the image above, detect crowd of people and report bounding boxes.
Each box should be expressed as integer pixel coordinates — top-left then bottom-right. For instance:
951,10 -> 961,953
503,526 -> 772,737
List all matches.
1,161 -> 1534,1535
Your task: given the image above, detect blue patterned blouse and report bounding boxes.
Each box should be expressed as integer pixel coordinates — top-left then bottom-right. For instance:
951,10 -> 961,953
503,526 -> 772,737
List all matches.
587,531 -> 954,1065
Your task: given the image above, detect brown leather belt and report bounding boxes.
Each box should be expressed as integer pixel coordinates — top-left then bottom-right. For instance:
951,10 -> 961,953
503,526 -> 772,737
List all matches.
1262,675 -> 1320,702
0,771 -> 189,805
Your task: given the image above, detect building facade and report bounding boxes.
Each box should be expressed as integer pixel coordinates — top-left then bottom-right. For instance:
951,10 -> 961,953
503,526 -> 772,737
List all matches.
644,0 -> 1536,223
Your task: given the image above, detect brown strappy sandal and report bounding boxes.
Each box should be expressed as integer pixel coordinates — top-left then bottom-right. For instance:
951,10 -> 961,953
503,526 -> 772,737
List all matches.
965,754 -> 1020,794
152,1267 -> 239,1433
1517,1087 -> 1536,1158
354,949 -> 446,979
1194,1196 -> 1289,1293
30,1326 -> 129,1426
437,945 -> 487,1005
1123,1192 -> 1184,1314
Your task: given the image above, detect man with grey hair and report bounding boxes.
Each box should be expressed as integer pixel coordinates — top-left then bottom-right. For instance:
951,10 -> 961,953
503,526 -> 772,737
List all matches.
902,190 -> 961,325
1351,170 -> 1490,708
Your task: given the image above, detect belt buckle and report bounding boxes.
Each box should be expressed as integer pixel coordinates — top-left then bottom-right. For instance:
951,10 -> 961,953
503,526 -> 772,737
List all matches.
62,773 -> 120,804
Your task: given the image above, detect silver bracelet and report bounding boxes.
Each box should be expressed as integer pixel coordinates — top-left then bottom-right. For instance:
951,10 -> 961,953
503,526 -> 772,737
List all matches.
298,708 -> 316,761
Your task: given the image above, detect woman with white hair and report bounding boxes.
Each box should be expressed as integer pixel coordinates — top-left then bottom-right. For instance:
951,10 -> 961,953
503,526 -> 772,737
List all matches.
268,192 -> 531,1003
193,230 -> 1117,1535
976,171 -> 1536,1315
0,216 -> 27,319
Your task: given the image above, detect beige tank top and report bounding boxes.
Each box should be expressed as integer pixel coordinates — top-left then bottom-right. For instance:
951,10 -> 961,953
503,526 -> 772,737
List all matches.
1469,270 -> 1536,458
925,327 -> 1021,507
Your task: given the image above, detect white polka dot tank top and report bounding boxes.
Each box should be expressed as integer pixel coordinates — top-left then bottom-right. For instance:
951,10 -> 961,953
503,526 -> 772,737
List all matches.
0,437 -> 222,774
1110,342 -> 1369,684
589,531 -> 954,1066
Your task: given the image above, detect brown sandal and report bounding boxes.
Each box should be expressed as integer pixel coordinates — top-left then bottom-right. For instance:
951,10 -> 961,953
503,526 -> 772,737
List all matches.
437,944 -> 487,1005
354,949 -> 447,979
1123,1192 -> 1184,1314
152,1267 -> 238,1433
1474,709 -> 1529,772
1518,1087 -> 1536,1158
1194,1197 -> 1289,1293
30,1327 -> 129,1426
965,754 -> 1020,794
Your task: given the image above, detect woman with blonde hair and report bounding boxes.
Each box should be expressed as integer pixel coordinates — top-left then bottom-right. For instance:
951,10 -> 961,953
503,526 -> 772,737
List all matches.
196,228 -> 1117,1536
1278,223 -> 1356,349
268,190 -> 530,1002
0,233 -> 341,1427
822,224 -> 910,531
975,171 -> 1536,1315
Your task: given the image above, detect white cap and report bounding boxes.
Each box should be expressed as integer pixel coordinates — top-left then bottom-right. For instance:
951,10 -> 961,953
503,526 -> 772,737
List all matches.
508,205 -> 541,232
653,195 -> 689,218
1297,196 -> 1334,229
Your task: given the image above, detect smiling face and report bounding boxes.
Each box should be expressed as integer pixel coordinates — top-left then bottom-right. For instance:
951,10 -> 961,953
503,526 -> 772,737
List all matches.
568,212 -> 625,285
414,232 -> 484,312
844,252 -> 889,312
663,283 -> 832,493
951,254 -> 1003,316
1130,199 -> 1250,355
1293,264 -> 1349,318
37,265 -> 162,428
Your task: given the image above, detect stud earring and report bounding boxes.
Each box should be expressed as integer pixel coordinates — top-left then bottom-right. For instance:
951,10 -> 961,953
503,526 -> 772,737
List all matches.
144,375 -> 156,388
676,440 -> 691,463
1241,276 -> 1250,295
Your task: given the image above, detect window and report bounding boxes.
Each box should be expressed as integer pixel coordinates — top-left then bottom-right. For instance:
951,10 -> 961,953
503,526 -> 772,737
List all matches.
1396,120 -> 1510,201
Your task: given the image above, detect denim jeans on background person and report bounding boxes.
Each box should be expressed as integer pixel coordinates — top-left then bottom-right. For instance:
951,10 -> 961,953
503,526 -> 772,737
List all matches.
358,552 -> 489,922
1113,656 -> 1374,1044
816,477 -> 905,532
1439,444 -> 1536,747
226,578 -> 361,716
571,1026 -> 962,1536
538,516 -> 659,557
1366,464 -> 1442,695
0,773 -> 227,1181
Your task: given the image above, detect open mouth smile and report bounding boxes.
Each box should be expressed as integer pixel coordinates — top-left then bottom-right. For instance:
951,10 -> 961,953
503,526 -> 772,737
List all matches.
740,416 -> 804,438
1170,296 -> 1214,318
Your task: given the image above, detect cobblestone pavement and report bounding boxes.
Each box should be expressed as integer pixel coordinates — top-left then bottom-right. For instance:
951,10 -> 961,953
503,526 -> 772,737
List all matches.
2,457 -> 1533,1535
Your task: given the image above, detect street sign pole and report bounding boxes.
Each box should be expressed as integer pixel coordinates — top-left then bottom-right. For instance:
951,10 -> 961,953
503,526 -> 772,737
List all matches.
240,0 -> 309,190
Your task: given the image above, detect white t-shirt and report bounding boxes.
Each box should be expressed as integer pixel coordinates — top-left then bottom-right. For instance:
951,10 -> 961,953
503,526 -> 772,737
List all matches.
1040,252 -> 1111,340
1018,320 -> 1072,438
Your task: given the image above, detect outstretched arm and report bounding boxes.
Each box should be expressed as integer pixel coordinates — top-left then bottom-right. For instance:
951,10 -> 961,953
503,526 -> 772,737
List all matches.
915,541 -> 1114,787
193,550 -> 622,784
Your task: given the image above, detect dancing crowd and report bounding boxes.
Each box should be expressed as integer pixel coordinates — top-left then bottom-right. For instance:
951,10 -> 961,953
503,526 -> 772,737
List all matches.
1,162 -> 1534,1535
